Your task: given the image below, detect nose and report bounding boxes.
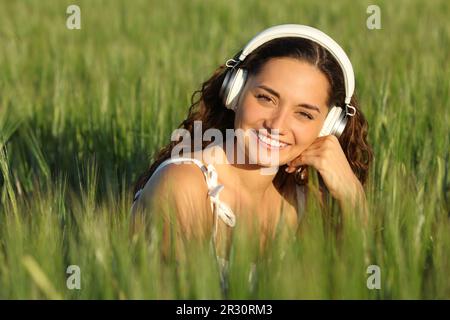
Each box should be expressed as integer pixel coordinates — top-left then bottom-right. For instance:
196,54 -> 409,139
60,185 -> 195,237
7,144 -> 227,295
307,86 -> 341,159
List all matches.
263,107 -> 289,137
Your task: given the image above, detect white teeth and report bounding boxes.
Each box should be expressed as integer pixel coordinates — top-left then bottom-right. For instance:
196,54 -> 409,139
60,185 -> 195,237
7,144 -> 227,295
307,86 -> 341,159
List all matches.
257,132 -> 287,148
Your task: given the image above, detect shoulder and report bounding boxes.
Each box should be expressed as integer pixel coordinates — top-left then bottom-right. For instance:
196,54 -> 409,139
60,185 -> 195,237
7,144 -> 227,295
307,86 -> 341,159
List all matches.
131,160 -> 213,237
136,161 -> 209,206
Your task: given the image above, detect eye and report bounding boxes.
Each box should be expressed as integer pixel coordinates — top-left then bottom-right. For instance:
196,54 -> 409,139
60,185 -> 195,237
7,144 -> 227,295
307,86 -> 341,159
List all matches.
256,94 -> 274,104
296,111 -> 314,120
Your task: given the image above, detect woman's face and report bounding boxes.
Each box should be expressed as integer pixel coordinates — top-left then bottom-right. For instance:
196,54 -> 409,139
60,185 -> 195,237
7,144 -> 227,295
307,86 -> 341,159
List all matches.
234,57 -> 331,167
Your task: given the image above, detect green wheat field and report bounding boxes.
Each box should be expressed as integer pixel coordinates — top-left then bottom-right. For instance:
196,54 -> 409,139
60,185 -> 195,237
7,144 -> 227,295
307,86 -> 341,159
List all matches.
0,0 -> 448,299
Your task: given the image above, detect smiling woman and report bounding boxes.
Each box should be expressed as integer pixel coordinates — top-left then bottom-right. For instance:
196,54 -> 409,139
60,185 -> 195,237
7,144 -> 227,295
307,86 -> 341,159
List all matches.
130,25 -> 373,272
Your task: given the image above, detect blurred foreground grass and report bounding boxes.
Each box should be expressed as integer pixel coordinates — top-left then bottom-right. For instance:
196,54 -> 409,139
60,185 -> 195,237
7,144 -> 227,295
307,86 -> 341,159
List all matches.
0,0 -> 449,298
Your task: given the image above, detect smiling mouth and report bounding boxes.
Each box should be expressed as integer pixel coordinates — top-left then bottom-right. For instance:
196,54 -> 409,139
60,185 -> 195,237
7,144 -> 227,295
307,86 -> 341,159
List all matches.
251,130 -> 291,150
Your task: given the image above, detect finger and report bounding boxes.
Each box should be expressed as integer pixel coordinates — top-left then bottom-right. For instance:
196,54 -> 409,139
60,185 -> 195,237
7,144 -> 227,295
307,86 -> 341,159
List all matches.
302,143 -> 322,153
285,161 -> 304,173
290,149 -> 322,167
305,137 -> 325,148
298,154 -> 323,170
286,145 -> 322,168
285,166 -> 295,173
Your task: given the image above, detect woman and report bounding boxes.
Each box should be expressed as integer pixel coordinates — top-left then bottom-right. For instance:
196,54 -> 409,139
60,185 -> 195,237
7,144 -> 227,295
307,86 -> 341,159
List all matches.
130,24 -> 373,263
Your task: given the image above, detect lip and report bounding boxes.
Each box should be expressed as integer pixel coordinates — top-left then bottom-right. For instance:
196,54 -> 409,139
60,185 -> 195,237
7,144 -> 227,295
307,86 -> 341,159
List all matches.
254,130 -> 290,145
250,130 -> 290,150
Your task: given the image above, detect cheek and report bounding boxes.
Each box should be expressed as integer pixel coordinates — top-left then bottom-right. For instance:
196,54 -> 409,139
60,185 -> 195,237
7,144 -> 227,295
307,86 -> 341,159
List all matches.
238,97 -> 267,124
241,102 -> 263,123
289,124 -> 322,153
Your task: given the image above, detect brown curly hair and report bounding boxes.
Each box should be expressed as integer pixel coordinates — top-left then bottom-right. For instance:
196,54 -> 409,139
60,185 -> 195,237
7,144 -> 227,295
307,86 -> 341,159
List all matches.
133,37 -> 373,204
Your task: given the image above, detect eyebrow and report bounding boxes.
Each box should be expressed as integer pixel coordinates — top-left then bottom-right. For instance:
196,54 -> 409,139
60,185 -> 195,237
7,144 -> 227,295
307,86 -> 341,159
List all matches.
257,84 -> 321,114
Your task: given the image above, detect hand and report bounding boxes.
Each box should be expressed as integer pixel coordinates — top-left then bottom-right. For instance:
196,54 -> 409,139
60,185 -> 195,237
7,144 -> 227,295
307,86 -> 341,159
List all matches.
285,135 -> 365,207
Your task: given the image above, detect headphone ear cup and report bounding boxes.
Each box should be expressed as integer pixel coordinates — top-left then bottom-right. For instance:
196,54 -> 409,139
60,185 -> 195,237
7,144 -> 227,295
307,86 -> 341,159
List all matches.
219,69 -> 233,106
319,106 -> 347,137
331,111 -> 348,138
222,68 -> 247,111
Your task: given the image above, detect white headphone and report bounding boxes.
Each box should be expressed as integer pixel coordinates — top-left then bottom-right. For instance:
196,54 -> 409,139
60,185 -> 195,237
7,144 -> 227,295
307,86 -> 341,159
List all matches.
219,24 -> 357,138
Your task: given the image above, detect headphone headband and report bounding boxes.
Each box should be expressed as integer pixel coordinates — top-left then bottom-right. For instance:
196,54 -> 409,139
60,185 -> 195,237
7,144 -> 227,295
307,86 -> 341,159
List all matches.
231,24 -> 355,105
